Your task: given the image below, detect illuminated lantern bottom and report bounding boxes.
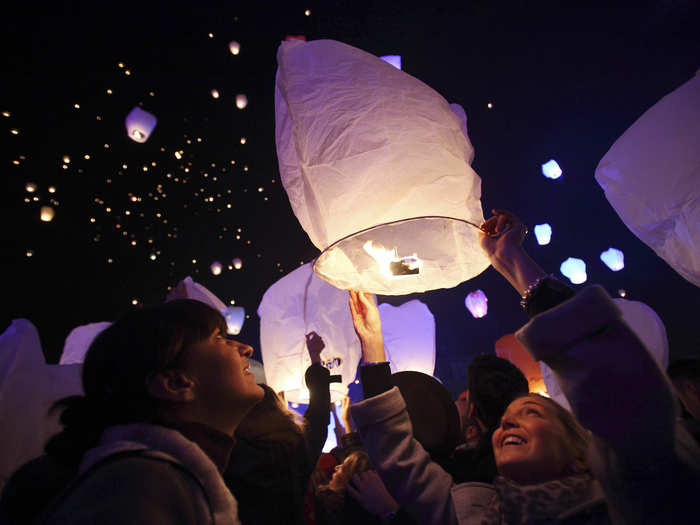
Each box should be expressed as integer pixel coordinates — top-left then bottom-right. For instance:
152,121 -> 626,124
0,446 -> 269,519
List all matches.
313,216 -> 489,295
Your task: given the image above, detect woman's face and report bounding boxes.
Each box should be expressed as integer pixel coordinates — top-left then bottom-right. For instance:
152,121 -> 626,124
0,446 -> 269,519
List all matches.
492,396 -> 575,485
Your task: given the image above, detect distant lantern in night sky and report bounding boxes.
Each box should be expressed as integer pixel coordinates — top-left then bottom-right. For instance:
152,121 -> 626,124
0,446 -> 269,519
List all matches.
235,94 -> 248,109
534,223 -> 552,245
465,289 -> 488,318
541,159 -> 562,179
233,257 -> 243,269
211,89 -> 220,99
125,107 -> 157,143
223,306 -> 245,335
275,39 -> 489,295
560,257 -> 587,284
380,55 -> 402,70
229,41 -> 240,55
40,206 -> 55,222
210,261 -> 223,275
25,182 -> 37,193
600,247 -> 624,271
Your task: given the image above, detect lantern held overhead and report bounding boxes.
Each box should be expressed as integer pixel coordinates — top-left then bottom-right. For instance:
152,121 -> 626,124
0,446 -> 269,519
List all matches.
125,106 -> 157,143
595,72 -> 700,287
275,39 -> 489,295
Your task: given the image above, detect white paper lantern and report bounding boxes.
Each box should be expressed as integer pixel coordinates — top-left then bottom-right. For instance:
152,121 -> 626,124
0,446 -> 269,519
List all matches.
379,300 -> 435,376
600,247 -> 624,271
125,106 -> 157,143
229,41 -> 240,55
380,55 -> 402,70
560,257 -> 587,284
60,321 -> 112,364
210,261 -> 223,276
25,182 -> 37,193
235,94 -> 248,109
40,206 -> 55,222
465,289 -> 488,318
595,73 -> 700,287
211,89 -> 220,99
167,276 -> 227,312
233,257 -> 243,269
541,159 -> 562,179
534,223 -> 552,245
541,296 -> 669,411
258,262 -> 362,403
275,39 -> 490,295
223,306 -> 246,335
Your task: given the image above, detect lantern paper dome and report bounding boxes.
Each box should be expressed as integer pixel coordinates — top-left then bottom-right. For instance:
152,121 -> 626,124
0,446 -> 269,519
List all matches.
275,39 -> 490,295
378,300 -> 436,376
60,321 -> 112,364
125,106 -> 157,143
465,289 -> 488,318
600,247 -> 624,271
534,223 -> 552,245
258,263 -> 362,403
223,306 -> 245,335
595,72 -> 700,287
540,297 -> 669,411
541,159 -> 562,179
560,257 -> 587,284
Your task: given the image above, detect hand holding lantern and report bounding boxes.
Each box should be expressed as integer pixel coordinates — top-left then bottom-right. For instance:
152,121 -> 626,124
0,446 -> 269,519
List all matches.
348,291 -> 385,363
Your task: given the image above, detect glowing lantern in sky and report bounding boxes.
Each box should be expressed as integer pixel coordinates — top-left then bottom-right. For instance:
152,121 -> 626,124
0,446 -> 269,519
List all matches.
25,182 -> 37,193
600,247 -> 624,271
210,261 -> 223,275
229,41 -> 240,55
541,159 -> 562,179
235,94 -> 248,109
258,263 -> 362,403
379,300 -> 435,376
211,89 -> 220,99
380,55 -> 402,70
534,223 -> 552,245
540,296 -> 669,411
595,72 -> 700,287
465,289 -> 488,318
560,257 -> 587,284
223,306 -> 245,335
40,206 -> 55,222
125,106 -> 157,143
233,257 -> 243,269
275,39 -> 489,295
495,334 -> 546,395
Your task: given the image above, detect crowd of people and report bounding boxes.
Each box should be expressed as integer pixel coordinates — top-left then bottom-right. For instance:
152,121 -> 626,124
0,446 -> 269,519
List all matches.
1,209 -> 699,524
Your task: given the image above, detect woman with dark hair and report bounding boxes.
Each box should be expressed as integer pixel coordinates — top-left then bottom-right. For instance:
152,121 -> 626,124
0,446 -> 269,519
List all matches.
1,299 -> 263,524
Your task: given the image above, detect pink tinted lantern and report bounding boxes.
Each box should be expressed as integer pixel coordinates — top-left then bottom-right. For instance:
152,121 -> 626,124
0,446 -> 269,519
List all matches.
465,289 -> 488,318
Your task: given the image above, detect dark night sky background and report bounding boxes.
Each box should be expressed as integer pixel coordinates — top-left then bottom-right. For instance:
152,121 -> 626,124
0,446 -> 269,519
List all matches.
2,1 -> 698,397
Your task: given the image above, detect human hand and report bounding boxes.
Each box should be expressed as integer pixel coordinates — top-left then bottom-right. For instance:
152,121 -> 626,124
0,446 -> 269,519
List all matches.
306,331 -> 325,364
348,291 -> 385,362
332,403 -> 346,441
478,209 -> 528,265
346,470 -> 399,518
341,396 -> 353,433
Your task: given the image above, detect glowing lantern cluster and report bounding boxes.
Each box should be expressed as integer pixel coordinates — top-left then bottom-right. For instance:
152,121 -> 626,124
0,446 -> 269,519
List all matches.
465,289 -> 488,318
534,223 -> 552,245
541,159 -> 562,179
600,247 -> 624,271
380,55 -> 402,70
560,257 -> 587,284
40,206 -> 55,222
125,106 -> 157,143
275,39 -> 489,295
229,41 -> 240,55
235,94 -> 248,109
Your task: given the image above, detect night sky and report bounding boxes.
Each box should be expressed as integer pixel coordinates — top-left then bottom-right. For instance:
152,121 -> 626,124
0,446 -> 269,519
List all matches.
2,1 -> 698,397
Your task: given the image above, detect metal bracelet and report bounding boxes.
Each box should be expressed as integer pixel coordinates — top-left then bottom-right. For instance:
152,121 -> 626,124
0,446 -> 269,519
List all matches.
520,274 -> 554,309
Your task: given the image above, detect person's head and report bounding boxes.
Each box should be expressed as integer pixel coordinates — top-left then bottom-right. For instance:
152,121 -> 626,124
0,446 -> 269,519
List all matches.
328,450 -> 373,493
667,358 -> 700,419
492,394 -> 589,485
466,354 -> 529,430
47,300 -> 263,461
235,383 -> 304,445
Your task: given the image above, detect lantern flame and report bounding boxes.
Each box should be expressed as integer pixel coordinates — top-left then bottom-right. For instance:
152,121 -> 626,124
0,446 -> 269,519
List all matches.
363,241 -> 421,278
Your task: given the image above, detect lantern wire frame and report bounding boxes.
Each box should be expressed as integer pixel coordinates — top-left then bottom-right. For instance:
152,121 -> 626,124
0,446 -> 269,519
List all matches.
313,215 -> 488,295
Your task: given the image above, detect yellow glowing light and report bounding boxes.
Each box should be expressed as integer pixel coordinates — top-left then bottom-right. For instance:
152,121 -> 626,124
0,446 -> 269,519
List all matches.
40,206 -> 55,222
13,160 -> 20,165
305,9 -> 311,16
74,103 -> 80,109
104,143 -> 109,148
118,62 -> 124,68
192,259 -> 197,264
10,128 -> 19,135
132,130 -> 143,140
229,41 -> 240,55
363,241 -> 421,278
106,89 -> 112,94
124,70 -> 131,76
487,102 -> 493,109
257,187 -> 263,192
2,111 -> 10,117
25,182 -> 37,192
240,137 -> 246,144
211,89 -> 220,99
48,186 -> 56,193
131,299 -> 138,305
208,32 -> 214,38
107,258 -> 113,263
150,253 -> 157,260
235,94 -> 248,109
26,250 -> 34,257
90,218 -> 96,223
84,154 -> 90,160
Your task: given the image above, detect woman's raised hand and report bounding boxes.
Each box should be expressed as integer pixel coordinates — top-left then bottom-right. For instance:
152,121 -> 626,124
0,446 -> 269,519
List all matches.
348,290 -> 385,363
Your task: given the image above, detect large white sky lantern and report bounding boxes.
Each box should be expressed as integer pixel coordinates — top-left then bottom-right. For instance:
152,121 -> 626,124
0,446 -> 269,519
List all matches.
560,257 -> 587,284
258,263 -> 362,403
541,159 -> 562,179
275,39 -> 490,295
379,300 -> 436,376
465,289 -> 488,318
125,106 -> 157,143
534,223 -> 552,245
600,247 -> 624,271
595,72 -> 700,287
223,306 -> 245,335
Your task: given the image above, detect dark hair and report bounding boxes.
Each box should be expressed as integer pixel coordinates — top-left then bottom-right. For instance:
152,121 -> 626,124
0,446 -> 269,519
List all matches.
667,358 -> 700,383
467,354 -> 529,429
45,299 -> 227,464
